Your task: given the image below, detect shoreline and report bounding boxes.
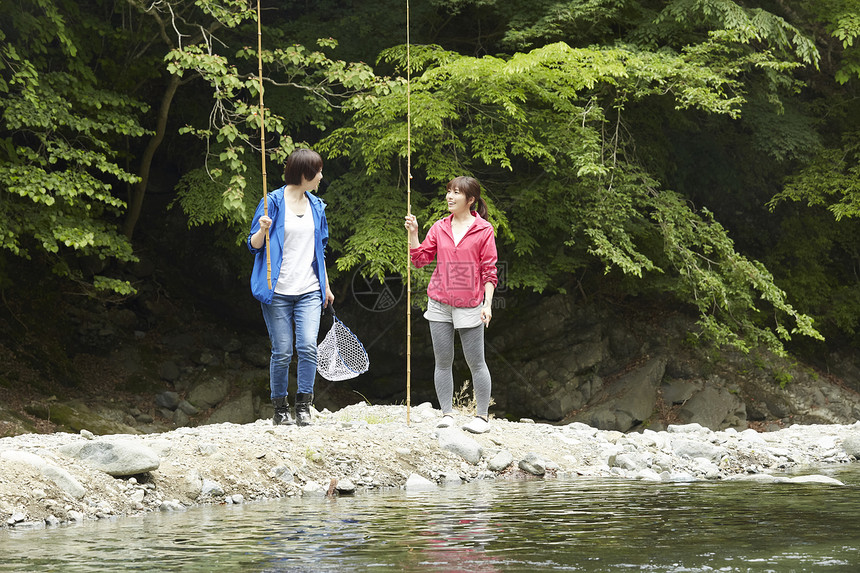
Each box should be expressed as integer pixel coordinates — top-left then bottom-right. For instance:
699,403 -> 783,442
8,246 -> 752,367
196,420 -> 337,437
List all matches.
2,402 -> 859,530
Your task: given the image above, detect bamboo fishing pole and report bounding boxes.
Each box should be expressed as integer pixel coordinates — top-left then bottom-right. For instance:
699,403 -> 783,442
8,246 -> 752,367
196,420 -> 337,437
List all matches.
256,0 -> 272,290
405,0 -> 412,426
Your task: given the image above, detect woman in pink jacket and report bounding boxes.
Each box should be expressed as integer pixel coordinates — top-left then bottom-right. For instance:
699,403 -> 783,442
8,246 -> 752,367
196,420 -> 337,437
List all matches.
405,176 -> 498,434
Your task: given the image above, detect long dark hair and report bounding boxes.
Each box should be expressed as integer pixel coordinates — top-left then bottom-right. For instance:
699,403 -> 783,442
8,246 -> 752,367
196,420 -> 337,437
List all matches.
447,176 -> 487,218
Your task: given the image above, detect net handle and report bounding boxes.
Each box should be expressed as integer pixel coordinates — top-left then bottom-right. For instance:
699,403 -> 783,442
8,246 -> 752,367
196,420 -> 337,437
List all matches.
323,303 -> 336,319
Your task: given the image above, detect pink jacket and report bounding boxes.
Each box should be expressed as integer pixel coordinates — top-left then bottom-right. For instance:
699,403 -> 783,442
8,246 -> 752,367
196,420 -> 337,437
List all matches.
410,212 -> 498,308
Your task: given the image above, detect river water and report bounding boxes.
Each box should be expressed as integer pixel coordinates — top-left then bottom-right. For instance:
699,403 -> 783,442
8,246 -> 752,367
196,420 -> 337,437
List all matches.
2,465 -> 859,572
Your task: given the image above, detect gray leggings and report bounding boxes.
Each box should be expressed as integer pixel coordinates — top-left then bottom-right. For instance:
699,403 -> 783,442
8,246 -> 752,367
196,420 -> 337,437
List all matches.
429,321 -> 492,418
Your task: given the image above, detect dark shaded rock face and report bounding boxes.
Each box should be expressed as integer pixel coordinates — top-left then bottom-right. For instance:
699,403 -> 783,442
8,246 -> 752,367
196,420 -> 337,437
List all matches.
4,287 -> 860,436
472,294 -> 860,432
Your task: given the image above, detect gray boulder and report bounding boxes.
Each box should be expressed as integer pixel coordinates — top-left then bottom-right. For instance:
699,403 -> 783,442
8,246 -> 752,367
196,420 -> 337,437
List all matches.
186,376 -> 231,409
42,465 -> 86,500
570,357 -> 667,431
207,390 -> 256,425
436,428 -> 483,465
677,382 -> 747,430
518,452 -> 547,476
59,440 -> 160,476
841,432 -> 860,458
488,450 -> 514,472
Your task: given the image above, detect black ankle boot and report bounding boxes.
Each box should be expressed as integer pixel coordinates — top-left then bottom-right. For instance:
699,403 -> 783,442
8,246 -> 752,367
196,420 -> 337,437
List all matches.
295,392 -> 314,426
272,397 -> 295,426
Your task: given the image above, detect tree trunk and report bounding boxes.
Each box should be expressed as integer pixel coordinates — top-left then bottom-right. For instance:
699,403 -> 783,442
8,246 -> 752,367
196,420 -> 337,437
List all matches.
123,73 -> 182,240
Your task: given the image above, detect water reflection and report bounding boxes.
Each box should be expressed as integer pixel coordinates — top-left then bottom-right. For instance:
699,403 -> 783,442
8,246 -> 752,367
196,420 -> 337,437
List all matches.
2,466 -> 860,572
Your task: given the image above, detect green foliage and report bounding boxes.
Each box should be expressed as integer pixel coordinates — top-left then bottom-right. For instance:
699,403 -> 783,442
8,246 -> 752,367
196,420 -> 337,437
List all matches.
650,189 -> 823,353
801,0 -> 860,84
3,0 -> 858,361
769,131 -> 860,221
833,12 -> 860,83
496,0 -> 644,50
93,275 -> 137,296
167,32 -> 383,225
741,100 -> 821,163
0,1 -> 146,292
774,371 -> 793,388
763,211 -> 860,338
322,29 -> 824,355
325,175 -> 411,281
171,167 -> 260,233
492,0 -> 820,73
652,0 -> 819,67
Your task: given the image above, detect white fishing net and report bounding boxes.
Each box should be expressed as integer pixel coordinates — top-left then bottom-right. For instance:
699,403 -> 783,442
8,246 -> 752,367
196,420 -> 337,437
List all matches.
317,314 -> 370,381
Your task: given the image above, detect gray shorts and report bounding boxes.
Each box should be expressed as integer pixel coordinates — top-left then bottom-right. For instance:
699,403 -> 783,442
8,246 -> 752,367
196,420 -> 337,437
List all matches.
424,298 -> 483,329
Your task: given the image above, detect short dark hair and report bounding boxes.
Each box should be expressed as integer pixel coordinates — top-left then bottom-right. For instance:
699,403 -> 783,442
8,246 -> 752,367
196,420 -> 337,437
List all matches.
283,149 -> 323,185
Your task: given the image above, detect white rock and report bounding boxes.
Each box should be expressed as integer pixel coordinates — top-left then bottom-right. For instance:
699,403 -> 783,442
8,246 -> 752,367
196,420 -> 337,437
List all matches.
727,474 -> 780,483
200,479 -> 224,497
788,475 -> 844,486
667,423 -> 710,434
42,465 -> 86,500
58,440 -> 160,477
302,481 -> 326,496
405,473 -> 436,490
634,468 -> 662,481
488,450 -> 513,472
436,428 -> 482,465
336,479 -> 356,494
159,500 -> 185,511
1,450 -> 48,470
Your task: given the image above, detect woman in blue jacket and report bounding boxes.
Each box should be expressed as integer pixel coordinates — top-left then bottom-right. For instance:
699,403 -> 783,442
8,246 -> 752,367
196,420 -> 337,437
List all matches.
248,149 -> 334,426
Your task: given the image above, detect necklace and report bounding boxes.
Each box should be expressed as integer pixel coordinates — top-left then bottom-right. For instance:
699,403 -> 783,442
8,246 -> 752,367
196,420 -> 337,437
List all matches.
285,194 -> 307,216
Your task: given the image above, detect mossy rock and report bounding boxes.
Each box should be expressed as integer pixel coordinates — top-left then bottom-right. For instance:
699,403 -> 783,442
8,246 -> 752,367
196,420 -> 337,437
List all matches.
24,400 -> 140,436
0,406 -> 41,437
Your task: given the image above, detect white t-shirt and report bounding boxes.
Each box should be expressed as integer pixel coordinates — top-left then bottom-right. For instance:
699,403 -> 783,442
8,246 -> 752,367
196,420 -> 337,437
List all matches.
274,202 -> 320,296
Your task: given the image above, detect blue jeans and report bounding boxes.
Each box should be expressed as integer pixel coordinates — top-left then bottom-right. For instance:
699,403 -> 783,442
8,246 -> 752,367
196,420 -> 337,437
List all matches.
260,291 -> 322,397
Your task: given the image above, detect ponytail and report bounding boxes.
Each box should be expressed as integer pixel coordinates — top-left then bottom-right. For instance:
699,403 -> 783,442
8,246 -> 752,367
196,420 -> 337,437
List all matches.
473,196 -> 488,219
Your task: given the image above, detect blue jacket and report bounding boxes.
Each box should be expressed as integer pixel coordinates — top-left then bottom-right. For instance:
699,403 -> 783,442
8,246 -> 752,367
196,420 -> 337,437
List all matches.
247,186 -> 329,304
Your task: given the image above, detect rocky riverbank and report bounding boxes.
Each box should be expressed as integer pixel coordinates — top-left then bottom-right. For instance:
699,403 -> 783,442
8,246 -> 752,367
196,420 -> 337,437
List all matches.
3,402 -> 859,530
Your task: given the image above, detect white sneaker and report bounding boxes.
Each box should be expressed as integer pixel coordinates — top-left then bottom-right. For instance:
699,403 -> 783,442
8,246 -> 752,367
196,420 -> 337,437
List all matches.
436,415 -> 455,428
462,417 -> 490,434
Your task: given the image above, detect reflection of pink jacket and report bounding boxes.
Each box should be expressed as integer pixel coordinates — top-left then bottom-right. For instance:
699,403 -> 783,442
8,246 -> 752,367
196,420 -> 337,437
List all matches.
410,212 -> 498,308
